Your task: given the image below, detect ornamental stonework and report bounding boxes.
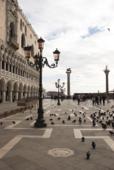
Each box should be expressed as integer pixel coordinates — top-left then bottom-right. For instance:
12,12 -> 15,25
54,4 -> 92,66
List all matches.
48,148 -> 74,157
6,0 -> 18,49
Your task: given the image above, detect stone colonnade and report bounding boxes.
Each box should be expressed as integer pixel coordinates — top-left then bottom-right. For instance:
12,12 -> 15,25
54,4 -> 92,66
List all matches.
0,79 -> 38,102
0,40 -> 39,103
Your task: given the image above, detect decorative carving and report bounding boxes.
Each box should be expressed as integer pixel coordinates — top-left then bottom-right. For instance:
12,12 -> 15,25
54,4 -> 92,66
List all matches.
48,148 -> 74,157
6,0 -> 19,50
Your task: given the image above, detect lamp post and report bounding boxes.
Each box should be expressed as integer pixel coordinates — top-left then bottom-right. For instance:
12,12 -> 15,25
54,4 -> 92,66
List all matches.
25,37 -> 60,128
60,88 -> 66,101
55,79 -> 65,105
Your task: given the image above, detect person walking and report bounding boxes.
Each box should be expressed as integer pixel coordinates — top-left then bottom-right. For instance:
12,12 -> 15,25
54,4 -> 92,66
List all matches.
81,136 -> 85,142
86,151 -> 91,160
79,117 -> 82,125
92,119 -> 96,127
91,141 -> 96,150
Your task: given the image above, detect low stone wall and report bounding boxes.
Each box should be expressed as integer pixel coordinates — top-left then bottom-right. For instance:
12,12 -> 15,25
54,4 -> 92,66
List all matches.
0,105 -> 33,119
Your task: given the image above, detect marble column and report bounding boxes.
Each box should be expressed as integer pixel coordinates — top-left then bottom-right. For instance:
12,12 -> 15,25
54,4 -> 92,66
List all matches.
15,92 -> 18,101
9,91 -> 13,102
104,66 -> 110,95
20,92 -> 23,99
0,60 -> 2,69
66,68 -> 72,99
2,91 -> 6,103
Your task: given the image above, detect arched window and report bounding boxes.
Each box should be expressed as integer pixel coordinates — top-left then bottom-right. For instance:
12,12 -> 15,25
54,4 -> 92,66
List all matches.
9,22 -> 15,39
10,64 -> 12,72
6,62 -> 8,71
21,34 -> 26,48
2,61 -> 4,69
20,19 -> 23,31
25,26 -> 27,35
13,65 -> 15,73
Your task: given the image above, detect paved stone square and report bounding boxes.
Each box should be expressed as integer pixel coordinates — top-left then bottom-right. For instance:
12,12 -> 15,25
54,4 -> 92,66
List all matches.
0,99 -> 114,170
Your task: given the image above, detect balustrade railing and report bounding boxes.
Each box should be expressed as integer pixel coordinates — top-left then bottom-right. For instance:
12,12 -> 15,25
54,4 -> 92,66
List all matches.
0,39 -> 39,82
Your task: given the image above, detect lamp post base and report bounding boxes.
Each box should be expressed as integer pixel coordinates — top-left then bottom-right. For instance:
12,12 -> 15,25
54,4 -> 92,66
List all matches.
34,119 -> 47,128
67,96 -> 71,99
57,102 -> 61,105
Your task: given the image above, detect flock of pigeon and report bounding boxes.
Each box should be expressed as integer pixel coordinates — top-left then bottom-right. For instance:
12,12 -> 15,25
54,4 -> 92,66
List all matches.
0,115 -> 33,128
48,109 -> 87,125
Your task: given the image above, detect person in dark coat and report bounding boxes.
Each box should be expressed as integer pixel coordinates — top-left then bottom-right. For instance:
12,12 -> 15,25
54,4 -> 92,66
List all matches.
91,141 -> 96,149
86,151 -> 91,160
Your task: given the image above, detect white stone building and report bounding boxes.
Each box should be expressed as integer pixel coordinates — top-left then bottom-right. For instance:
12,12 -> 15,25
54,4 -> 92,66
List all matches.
0,0 -> 39,103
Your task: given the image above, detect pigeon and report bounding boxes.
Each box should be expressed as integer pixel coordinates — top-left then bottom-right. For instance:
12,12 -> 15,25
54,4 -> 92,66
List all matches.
0,122 -> 3,126
81,136 -> 85,142
107,28 -> 110,32
49,118 -> 53,121
72,119 -> 76,123
67,116 -> 71,121
12,121 -> 16,124
84,119 -> 86,123
62,120 -> 65,124
51,122 -> 54,125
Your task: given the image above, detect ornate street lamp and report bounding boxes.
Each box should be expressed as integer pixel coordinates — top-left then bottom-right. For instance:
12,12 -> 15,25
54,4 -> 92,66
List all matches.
25,37 -> 60,128
55,79 -> 65,105
24,38 -> 60,128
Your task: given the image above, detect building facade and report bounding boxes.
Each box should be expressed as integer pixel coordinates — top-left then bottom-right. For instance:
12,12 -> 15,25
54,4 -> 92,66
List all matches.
46,91 -> 65,99
0,0 -> 39,103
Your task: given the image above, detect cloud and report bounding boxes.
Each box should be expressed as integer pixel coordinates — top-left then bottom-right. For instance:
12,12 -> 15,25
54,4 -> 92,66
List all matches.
46,27 -> 70,41
18,0 -> 114,94
81,26 -> 104,39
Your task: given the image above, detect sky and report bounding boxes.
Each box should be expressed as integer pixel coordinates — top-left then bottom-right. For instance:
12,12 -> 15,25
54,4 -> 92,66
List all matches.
18,0 -> 114,94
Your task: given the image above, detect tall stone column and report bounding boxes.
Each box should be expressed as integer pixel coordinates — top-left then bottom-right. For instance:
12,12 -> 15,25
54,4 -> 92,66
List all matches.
2,91 -> 6,103
4,61 -> 6,70
24,92 -> 27,99
15,92 -> 18,101
27,92 -> 31,98
66,68 -> 72,99
11,64 -> 13,73
9,91 -> 13,102
20,92 -> 23,99
8,63 -> 10,72
0,60 -> 2,69
104,66 -> 110,98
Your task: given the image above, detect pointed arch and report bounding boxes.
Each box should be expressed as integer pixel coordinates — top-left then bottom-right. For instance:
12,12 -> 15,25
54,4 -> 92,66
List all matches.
21,33 -> 26,48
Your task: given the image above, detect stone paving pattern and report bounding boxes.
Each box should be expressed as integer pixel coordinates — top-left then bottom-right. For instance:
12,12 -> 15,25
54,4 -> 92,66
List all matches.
0,99 -> 114,170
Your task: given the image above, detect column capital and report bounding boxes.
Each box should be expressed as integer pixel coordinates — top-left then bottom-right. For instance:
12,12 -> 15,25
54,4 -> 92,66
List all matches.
66,68 -> 72,74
